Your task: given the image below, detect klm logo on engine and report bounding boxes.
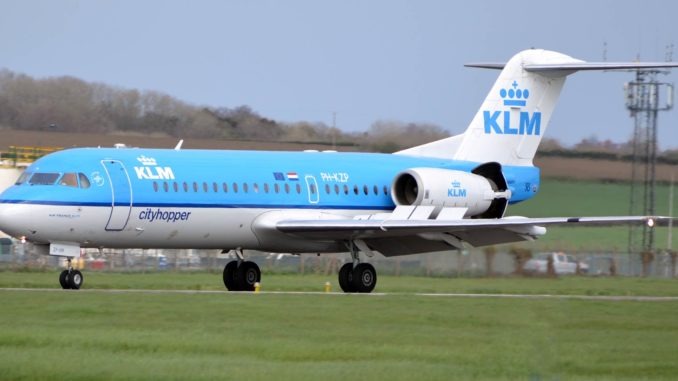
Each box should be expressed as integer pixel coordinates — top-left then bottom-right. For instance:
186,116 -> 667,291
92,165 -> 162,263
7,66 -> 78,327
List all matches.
134,155 -> 175,180
483,81 -> 541,136
447,180 -> 467,198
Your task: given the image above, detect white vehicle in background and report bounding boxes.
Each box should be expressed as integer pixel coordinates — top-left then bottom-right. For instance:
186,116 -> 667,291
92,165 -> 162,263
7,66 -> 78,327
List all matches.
524,252 -> 589,275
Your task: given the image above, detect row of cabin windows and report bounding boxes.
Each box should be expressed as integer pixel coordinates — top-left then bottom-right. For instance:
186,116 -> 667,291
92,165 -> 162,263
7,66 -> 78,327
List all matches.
152,181 -> 390,196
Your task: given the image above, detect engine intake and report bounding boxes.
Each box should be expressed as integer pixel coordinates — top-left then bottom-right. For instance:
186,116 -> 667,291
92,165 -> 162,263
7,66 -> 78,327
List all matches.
391,163 -> 510,218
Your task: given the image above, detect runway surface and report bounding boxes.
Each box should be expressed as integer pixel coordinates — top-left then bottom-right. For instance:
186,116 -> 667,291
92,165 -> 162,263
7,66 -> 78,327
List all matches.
1,287 -> 677,301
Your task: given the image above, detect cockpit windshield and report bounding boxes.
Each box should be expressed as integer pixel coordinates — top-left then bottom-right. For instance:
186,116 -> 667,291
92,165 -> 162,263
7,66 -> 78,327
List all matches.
59,173 -> 78,187
15,172 -> 31,185
16,171 -> 92,189
28,173 -> 60,185
79,173 -> 91,189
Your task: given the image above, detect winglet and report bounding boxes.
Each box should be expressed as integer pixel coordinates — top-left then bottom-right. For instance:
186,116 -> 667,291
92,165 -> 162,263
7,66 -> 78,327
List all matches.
174,139 -> 184,150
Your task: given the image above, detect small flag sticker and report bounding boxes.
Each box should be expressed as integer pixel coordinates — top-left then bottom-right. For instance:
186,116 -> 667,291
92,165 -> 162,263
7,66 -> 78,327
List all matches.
273,172 -> 285,181
287,172 -> 299,181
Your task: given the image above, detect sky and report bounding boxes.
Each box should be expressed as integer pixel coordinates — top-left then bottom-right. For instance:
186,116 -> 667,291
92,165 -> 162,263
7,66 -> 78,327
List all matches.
2,0 -> 678,149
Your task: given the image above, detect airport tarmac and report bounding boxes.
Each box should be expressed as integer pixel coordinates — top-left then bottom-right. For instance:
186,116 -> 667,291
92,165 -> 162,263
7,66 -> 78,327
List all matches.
1,288 -> 677,301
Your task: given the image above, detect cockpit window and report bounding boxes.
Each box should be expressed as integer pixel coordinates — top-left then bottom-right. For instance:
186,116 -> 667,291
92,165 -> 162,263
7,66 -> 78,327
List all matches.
15,172 -> 31,185
78,173 -> 91,189
28,173 -> 60,185
59,173 -> 78,187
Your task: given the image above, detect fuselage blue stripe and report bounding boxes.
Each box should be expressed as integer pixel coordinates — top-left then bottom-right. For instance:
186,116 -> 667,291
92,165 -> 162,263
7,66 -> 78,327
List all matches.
0,199 -> 390,211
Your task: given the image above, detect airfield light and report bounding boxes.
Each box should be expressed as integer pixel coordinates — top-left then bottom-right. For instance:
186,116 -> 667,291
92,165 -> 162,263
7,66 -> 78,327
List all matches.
20,236 -> 26,244
647,218 -> 655,228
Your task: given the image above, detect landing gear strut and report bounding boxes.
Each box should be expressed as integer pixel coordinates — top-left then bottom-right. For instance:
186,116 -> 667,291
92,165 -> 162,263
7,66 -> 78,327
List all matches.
222,250 -> 261,292
59,258 -> 83,290
338,242 -> 377,293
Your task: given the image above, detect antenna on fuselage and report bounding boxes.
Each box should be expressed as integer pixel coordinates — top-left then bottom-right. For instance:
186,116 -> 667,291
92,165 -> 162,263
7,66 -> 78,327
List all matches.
174,140 -> 184,150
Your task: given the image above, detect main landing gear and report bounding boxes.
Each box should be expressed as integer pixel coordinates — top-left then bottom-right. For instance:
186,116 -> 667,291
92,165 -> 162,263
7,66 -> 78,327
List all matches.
220,246 -> 377,293
59,258 -> 84,290
338,244 -> 377,293
222,250 -> 261,292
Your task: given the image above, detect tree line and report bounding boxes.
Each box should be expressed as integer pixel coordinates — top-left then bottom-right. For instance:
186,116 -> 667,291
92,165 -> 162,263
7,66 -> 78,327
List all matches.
0,69 -> 449,152
1,68 -> 676,160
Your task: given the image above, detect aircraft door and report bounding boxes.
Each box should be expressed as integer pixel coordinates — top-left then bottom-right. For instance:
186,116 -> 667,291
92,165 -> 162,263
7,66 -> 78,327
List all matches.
304,175 -> 320,204
102,160 -> 133,231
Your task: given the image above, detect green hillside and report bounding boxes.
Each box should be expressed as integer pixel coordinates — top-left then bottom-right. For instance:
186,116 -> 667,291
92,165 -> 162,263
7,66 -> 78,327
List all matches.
506,180 -> 677,252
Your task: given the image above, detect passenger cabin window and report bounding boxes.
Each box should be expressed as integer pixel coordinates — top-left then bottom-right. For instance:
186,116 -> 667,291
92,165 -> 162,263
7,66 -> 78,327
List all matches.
173,182 -> 179,192
213,182 -> 218,193
295,183 -> 301,194
59,173 -> 78,187
223,183 -> 228,193
183,182 -> 189,192
153,182 -> 159,192
264,183 -> 269,193
78,173 -> 91,189
29,173 -> 60,185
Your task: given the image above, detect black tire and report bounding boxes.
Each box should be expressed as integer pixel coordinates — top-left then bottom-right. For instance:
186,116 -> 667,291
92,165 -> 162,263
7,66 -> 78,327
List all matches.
236,261 -> 261,292
59,270 -> 69,289
223,261 -> 239,291
351,263 -> 377,293
338,263 -> 355,293
67,270 -> 83,290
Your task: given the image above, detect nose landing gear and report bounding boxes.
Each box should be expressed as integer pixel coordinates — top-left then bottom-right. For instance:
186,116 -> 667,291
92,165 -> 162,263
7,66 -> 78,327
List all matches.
59,258 -> 83,290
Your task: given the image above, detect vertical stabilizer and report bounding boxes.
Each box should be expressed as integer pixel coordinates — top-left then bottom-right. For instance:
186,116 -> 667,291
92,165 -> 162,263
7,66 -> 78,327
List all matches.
397,49 -> 582,166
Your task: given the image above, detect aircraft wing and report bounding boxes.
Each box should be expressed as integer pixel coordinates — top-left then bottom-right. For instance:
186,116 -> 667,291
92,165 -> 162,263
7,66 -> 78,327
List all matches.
276,214 -> 673,256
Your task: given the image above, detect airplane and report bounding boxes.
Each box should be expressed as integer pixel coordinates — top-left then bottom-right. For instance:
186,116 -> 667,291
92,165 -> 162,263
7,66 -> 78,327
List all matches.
0,49 -> 676,293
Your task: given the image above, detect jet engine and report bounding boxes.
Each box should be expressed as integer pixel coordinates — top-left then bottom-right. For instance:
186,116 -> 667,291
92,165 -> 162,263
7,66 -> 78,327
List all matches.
390,162 -> 511,218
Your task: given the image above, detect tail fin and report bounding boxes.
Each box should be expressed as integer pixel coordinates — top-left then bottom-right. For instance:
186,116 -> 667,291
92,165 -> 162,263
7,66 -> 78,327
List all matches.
397,49 -> 678,166
398,49 -> 579,166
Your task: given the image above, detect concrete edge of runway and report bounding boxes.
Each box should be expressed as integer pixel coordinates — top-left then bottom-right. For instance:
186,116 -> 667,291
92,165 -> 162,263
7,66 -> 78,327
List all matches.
1,287 -> 677,301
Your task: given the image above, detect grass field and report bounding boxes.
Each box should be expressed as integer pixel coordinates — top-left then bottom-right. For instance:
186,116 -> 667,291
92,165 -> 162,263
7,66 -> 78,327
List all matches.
508,179 -> 676,251
1,272 -> 678,380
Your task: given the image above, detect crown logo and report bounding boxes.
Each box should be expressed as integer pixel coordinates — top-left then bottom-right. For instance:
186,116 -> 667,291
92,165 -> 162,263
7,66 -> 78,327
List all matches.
137,155 -> 157,166
451,180 -> 461,188
499,80 -> 529,107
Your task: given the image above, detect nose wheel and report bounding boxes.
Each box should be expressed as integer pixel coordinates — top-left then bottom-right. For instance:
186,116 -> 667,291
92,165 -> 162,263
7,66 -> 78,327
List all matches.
59,258 -> 84,290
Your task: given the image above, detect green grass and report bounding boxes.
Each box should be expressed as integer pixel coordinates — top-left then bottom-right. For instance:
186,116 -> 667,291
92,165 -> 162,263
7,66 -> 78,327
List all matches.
509,179 -> 677,251
1,289 -> 677,380
3,270 -> 678,296
1,272 -> 678,380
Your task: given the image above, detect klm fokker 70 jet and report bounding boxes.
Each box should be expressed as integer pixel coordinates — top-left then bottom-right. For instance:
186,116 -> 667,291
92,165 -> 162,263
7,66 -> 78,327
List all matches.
0,49 -> 676,293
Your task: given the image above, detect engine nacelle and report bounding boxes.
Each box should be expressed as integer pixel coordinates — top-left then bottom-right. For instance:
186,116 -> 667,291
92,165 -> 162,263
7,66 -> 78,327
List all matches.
391,166 -> 510,218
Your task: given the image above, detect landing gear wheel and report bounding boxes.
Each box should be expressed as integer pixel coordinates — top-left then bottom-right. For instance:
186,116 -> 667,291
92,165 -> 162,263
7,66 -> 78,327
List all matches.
237,261 -> 261,292
59,270 -> 69,289
338,263 -> 355,293
67,270 -> 84,290
223,261 -> 239,291
351,263 -> 377,293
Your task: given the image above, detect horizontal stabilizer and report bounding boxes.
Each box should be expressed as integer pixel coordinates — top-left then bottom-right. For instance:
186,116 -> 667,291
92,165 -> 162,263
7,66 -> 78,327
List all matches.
465,61 -> 678,72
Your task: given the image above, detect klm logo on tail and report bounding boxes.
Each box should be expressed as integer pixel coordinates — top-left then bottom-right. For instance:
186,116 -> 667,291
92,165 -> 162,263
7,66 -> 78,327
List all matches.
483,81 -> 541,136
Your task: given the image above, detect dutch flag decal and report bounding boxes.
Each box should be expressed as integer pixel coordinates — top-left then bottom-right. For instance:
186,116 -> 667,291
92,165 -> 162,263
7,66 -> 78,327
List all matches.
287,172 -> 299,181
